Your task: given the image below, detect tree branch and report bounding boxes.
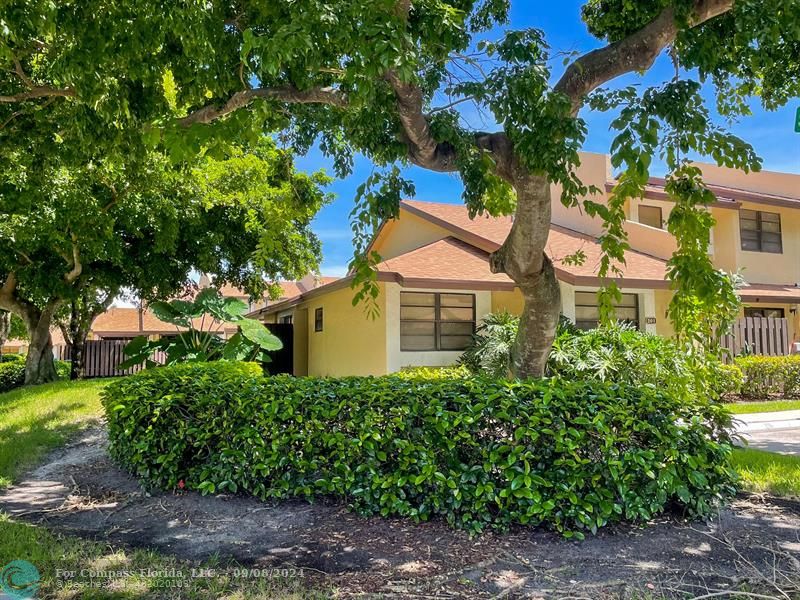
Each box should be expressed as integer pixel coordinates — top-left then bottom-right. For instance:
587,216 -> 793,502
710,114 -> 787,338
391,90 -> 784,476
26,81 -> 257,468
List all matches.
0,86 -> 75,103
179,86 -> 348,126
554,0 -> 734,114
1,54 -> 75,103
64,236 -> 82,284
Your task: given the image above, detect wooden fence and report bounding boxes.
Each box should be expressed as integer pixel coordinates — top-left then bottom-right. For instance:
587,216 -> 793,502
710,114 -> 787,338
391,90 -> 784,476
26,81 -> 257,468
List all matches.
719,317 -> 790,358
54,340 -> 165,378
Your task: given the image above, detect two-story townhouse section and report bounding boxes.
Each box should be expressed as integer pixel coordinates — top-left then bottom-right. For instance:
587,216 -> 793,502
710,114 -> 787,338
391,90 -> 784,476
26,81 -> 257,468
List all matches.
251,152 -> 800,377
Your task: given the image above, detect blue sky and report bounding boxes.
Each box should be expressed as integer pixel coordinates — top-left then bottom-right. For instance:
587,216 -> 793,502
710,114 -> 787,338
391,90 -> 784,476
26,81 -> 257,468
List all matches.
297,2 -> 800,277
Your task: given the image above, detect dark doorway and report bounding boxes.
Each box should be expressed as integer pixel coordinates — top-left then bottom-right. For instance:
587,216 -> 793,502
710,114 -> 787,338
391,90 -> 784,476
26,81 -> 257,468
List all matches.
265,323 -> 294,375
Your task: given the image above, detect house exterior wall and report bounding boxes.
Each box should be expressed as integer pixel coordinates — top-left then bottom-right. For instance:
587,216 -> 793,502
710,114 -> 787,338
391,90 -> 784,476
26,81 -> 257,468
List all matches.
710,207 -> 739,273
384,282 -> 492,373
293,308 -> 309,376
550,152 -> 610,237
304,283 -> 388,377
654,290 -> 675,338
699,163 -> 800,198
491,289 -> 525,314
371,212 -> 451,260
734,201 -> 800,285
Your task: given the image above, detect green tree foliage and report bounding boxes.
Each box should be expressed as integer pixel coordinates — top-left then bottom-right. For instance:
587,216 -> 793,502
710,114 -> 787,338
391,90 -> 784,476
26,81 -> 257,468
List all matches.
2,0 -> 798,376
120,288 -> 282,368
0,139 -> 330,383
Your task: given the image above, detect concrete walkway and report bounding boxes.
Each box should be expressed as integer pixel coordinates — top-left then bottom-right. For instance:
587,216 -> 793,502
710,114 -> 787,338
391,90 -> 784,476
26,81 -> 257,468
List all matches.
734,409 -> 800,456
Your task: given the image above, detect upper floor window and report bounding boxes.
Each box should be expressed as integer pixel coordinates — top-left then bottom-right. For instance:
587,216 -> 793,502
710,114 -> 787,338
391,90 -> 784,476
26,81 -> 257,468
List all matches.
400,292 -> 475,351
740,209 -> 782,253
314,307 -> 323,332
574,291 -> 639,331
638,205 -> 663,229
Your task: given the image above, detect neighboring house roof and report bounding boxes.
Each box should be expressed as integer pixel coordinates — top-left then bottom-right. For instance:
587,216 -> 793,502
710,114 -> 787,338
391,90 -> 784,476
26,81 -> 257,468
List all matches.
606,177 -> 800,210
92,307 -> 175,336
217,277 -> 340,304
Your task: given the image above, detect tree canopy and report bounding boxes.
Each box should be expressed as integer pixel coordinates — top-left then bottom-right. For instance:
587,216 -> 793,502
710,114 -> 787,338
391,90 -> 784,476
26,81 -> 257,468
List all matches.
2,0 -> 798,377
0,137 -> 331,382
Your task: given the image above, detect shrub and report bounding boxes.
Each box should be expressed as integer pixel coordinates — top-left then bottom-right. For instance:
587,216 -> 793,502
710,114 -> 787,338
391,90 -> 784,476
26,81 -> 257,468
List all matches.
1,353 -> 24,363
712,363 -> 743,399
103,362 -> 736,537
458,311 -> 518,377
0,360 -> 71,393
459,314 -> 578,378
55,360 -> 70,379
0,361 -> 25,392
736,355 -> 800,400
548,324 -> 700,402
398,366 -> 469,380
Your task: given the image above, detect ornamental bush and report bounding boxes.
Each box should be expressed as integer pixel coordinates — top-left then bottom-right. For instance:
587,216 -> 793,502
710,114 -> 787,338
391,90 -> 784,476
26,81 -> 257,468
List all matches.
548,324 -> 699,402
712,363 -> 744,399
1,353 -> 24,363
103,362 -> 736,537
736,355 -> 800,400
0,360 -> 70,393
0,361 -> 25,392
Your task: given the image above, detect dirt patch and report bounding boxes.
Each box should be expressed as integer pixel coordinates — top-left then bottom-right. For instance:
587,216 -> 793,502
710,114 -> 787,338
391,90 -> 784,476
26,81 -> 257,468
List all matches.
1,428 -> 799,598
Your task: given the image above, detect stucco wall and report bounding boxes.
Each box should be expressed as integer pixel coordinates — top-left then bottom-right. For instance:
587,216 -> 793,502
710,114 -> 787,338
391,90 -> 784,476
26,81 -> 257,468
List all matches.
654,290 -> 675,338
491,289 -> 525,314
711,208 -> 739,273
304,283 -> 388,376
735,201 -> 800,285
698,162 -> 800,198
371,211 -> 451,260
550,152 -> 610,237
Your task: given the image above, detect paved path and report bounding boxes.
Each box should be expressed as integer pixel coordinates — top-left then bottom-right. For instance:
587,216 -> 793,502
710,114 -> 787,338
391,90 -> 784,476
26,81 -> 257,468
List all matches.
734,409 -> 800,455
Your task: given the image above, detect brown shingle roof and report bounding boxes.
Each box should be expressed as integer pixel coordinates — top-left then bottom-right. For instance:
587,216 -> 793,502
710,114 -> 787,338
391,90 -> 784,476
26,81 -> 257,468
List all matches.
253,200 -> 672,318
377,237 -> 513,286
399,200 -> 668,284
217,277 -> 340,303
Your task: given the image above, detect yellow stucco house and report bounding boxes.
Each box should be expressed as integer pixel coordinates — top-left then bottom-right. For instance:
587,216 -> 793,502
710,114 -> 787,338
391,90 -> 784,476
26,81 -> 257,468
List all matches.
253,152 -> 800,377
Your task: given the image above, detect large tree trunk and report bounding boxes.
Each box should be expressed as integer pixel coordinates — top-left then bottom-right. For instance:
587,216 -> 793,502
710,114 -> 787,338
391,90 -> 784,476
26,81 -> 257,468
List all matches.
490,172 -> 562,379
22,305 -> 58,385
513,258 -> 561,378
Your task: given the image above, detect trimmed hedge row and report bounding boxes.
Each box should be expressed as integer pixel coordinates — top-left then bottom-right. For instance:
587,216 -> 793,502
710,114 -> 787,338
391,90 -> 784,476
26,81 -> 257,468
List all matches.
715,355 -> 800,400
103,362 -> 736,536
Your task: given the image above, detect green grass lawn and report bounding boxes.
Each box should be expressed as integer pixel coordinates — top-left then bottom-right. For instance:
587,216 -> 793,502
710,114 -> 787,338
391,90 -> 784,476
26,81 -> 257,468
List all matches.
0,378 -> 325,599
0,378 -> 110,488
730,448 -> 800,497
727,399 -> 800,414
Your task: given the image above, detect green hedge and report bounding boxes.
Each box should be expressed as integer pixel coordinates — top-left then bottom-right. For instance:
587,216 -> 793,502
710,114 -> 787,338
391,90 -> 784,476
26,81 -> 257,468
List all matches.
1,353 -> 25,363
736,355 -> 800,399
0,360 -> 70,393
0,361 -> 26,392
103,362 -> 736,536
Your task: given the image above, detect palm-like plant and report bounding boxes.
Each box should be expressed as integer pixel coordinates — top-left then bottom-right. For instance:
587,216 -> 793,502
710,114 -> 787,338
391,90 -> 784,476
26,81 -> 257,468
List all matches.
120,288 -> 281,368
458,312 -> 519,377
